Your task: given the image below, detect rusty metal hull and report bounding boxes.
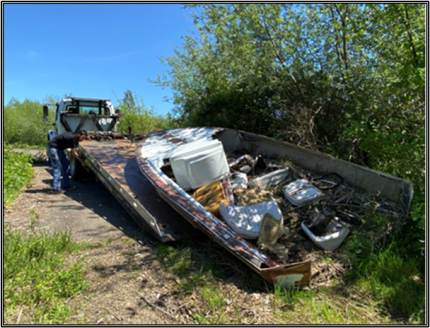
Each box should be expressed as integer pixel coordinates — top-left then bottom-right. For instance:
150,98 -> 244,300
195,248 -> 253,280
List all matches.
79,138 -> 200,242
135,127 -> 412,288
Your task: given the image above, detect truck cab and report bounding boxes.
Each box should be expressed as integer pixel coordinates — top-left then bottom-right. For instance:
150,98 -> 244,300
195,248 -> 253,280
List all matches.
44,97 -> 120,136
43,97 -> 122,179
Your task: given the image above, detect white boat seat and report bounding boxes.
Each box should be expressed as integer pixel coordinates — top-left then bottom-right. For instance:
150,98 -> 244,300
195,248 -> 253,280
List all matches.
219,200 -> 283,240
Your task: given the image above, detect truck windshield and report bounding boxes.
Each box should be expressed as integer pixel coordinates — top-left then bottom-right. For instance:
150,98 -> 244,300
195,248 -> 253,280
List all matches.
66,105 -> 110,115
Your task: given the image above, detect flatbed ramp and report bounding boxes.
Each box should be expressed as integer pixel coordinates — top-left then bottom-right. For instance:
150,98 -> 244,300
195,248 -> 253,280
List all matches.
80,138 -> 199,242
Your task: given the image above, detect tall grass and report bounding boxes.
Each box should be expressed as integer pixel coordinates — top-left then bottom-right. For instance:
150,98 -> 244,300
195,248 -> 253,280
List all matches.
4,215 -> 88,324
344,224 -> 425,323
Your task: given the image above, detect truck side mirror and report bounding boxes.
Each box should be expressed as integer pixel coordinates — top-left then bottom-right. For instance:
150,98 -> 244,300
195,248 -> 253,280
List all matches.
43,105 -> 49,123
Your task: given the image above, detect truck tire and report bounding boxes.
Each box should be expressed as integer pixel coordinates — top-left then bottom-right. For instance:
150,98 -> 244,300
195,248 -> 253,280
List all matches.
69,153 -> 82,181
69,152 -> 95,182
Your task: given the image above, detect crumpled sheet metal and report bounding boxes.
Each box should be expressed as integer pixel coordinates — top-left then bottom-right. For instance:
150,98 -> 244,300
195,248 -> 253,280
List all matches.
249,167 -> 290,190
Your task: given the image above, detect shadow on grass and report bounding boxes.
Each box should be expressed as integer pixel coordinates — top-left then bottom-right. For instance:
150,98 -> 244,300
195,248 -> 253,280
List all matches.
128,227 -> 425,324
131,232 -> 269,295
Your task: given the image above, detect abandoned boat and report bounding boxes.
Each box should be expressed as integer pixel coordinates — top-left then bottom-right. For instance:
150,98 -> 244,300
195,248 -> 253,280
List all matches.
135,127 -> 413,287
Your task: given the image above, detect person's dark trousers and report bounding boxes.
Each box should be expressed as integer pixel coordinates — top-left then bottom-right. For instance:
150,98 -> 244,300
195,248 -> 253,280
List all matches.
47,147 -> 71,191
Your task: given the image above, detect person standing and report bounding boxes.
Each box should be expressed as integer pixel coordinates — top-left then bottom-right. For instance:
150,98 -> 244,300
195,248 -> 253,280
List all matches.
47,130 -> 88,194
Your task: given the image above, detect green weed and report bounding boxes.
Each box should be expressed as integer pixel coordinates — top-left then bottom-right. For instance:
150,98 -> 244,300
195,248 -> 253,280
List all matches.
155,240 -> 208,295
4,147 -> 34,207
271,285 -> 384,324
191,284 -> 228,324
3,225 -> 88,324
5,143 -> 47,150
339,209 -> 425,324
202,285 -> 226,310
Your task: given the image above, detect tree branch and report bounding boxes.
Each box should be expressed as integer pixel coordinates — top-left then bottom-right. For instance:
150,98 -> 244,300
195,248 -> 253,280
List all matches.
334,4 -> 349,71
400,4 -> 419,67
258,4 -> 306,103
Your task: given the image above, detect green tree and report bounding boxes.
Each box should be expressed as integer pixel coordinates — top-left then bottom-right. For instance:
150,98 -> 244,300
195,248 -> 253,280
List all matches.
4,98 -> 54,147
116,90 -> 171,134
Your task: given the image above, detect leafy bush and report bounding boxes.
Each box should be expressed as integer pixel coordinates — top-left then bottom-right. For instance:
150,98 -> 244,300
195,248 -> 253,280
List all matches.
4,98 -> 53,147
4,147 -> 34,207
116,90 -> 173,135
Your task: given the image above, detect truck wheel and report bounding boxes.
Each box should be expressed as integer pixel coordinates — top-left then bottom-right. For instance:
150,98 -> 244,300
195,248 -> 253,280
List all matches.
70,153 -> 95,182
70,154 -> 82,181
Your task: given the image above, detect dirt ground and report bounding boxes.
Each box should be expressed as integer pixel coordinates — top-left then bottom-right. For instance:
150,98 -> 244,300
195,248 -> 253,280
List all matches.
4,161 -> 139,242
4,157 -> 276,325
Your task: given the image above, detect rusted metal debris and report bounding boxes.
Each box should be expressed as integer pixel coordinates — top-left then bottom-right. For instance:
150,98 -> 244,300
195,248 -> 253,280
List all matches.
225,152 -> 405,264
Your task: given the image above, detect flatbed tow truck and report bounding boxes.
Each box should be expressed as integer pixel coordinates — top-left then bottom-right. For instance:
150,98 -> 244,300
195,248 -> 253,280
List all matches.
43,97 -> 198,242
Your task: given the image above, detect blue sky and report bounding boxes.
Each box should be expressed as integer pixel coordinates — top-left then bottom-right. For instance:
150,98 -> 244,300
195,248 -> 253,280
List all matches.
3,3 -> 197,116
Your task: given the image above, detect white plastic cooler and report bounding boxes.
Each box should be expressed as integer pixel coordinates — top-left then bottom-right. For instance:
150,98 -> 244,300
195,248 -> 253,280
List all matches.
170,139 -> 230,190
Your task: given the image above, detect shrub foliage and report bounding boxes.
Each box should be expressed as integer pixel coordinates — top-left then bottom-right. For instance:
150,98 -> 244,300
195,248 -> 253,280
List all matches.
4,147 -> 34,207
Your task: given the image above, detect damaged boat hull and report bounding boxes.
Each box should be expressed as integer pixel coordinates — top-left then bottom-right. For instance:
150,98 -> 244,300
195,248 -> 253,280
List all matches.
136,127 -> 412,287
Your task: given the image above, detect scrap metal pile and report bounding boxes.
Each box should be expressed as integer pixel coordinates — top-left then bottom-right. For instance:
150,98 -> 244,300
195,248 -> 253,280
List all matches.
188,151 -> 405,267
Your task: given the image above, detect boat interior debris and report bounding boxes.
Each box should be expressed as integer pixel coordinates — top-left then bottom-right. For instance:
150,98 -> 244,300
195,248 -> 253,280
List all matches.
138,127 -> 410,286
160,133 -> 404,260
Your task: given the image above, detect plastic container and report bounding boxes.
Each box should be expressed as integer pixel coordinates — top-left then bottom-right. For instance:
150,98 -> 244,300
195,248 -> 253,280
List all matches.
283,179 -> 324,206
301,220 -> 350,251
170,139 -> 230,190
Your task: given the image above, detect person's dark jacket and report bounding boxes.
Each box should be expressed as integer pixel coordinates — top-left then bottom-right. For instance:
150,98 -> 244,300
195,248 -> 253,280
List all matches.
48,132 -> 78,150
